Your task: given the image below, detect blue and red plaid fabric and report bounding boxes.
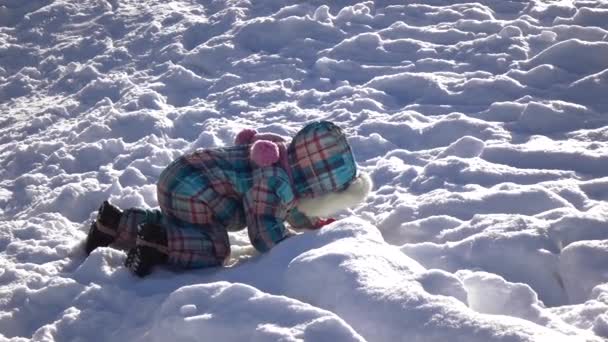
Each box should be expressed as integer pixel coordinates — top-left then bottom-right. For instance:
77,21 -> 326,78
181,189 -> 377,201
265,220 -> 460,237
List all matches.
114,208 -> 162,251
113,121 -> 358,269
243,166 -> 296,252
288,121 -> 357,198
155,147 -> 250,267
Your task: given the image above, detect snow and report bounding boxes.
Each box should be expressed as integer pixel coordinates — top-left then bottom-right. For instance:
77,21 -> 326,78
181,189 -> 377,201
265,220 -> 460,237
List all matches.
1,0 -> 608,341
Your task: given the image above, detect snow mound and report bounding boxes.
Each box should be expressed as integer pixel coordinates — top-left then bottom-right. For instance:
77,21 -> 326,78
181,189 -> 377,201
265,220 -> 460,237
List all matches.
2,0 -> 608,340
283,219 -> 582,342
522,39 -> 608,75
147,282 -> 365,342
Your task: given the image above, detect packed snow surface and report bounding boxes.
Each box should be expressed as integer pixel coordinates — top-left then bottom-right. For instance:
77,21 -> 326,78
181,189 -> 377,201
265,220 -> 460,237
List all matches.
2,0 -> 608,341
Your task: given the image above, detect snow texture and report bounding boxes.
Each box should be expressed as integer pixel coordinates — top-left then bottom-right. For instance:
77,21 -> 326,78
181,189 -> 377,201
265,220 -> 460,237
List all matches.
1,0 -> 608,341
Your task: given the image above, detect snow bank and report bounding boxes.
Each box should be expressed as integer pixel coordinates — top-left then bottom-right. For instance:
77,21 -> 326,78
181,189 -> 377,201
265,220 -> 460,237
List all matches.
560,240 -> 608,304
2,218 -> 598,342
146,282 -> 365,342
282,219 -> 581,342
2,0 -> 608,340
521,39 -> 608,75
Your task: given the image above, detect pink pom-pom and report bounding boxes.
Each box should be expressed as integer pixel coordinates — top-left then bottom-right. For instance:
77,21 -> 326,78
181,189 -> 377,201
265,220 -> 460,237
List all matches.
250,140 -> 279,167
235,128 -> 258,145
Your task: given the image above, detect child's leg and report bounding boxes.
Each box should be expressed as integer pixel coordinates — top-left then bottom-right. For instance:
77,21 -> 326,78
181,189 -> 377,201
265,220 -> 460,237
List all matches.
86,202 -> 163,255
85,201 -> 124,255
124,217 -> 230,277
153,156 -> 232,268
163,218 -> 230,269
113,208 -> 163,250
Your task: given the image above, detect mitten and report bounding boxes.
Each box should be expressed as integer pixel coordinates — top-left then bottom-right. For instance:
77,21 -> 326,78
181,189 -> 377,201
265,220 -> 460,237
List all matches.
312,218 -> 336,229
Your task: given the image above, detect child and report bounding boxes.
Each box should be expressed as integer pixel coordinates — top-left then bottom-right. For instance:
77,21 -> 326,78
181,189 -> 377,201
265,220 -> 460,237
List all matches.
85,121 -> 372,277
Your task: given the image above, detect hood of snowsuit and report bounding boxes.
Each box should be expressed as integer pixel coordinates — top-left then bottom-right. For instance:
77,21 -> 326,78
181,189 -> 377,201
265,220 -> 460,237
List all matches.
287,121 -> 357,198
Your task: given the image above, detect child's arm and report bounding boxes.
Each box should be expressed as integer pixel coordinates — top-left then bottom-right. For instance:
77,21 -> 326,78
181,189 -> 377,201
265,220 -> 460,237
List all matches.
244,167 -> 295,253
286,208 -> 335,230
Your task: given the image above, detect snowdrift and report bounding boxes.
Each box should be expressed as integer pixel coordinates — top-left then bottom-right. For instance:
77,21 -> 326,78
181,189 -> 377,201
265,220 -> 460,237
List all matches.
2,0 -> 608,341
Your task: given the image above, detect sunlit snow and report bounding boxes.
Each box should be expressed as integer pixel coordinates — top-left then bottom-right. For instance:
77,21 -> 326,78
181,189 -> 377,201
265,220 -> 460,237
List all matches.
2,0 -> 608,341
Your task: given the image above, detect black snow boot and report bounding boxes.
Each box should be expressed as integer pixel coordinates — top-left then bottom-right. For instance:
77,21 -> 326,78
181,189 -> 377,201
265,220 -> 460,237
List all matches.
85,201 -> 123,255
125,223 -> 168,277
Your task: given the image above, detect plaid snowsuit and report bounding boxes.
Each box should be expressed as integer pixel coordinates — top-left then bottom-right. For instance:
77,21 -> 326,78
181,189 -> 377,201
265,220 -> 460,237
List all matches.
113,121 -> 357,268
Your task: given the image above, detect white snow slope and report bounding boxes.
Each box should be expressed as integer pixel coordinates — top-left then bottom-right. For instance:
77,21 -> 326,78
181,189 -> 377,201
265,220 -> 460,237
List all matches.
2,0 -> 608,341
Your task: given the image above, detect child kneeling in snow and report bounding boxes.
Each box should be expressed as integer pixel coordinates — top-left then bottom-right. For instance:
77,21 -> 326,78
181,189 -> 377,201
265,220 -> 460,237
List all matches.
84,121 -> 372,277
